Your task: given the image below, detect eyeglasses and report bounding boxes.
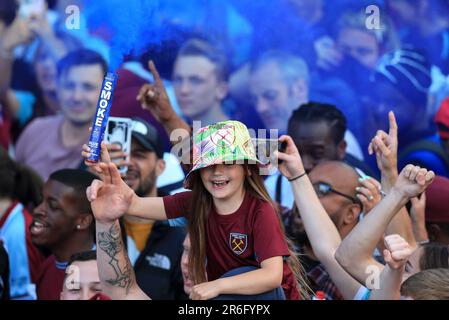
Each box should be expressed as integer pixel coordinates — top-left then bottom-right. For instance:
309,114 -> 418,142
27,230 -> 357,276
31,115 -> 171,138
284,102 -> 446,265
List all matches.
313,182 -> 362,208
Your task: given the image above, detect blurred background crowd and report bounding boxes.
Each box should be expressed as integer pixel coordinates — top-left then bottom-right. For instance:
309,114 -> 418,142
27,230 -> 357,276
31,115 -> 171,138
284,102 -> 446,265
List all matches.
0,0 -> 449,300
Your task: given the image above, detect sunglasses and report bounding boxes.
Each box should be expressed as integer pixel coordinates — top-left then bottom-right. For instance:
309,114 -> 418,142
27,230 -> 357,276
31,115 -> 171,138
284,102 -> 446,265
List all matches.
313,182 -> 363,208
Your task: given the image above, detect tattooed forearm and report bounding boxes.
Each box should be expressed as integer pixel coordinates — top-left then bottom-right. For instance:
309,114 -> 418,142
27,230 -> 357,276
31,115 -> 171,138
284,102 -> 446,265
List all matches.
98,222 -> 134,293
98,223 -> 122,258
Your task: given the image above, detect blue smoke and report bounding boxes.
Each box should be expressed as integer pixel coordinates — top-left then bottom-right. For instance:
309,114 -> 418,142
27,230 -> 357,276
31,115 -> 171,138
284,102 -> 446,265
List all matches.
84,0 -> 232,71
83,0 -> 380,71
82,0 -> 303,71
84,0 -> 152,71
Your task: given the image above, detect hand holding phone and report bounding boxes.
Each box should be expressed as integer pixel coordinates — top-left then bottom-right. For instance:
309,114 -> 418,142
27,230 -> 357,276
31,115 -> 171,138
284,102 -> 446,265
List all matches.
104,117 -> 132,174
252,138 -> 285,166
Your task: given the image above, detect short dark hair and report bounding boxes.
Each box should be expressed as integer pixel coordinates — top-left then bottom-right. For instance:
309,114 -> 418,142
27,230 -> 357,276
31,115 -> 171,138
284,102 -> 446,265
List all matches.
420,242 -> 449,270
64,250 -> 97,282
67,250 -> 97,268
177,38 -> 229,82
288,102 -> 347,145
0,147 -> 43,208
57,49 -> 107,79
48,169 -> 98,216
0,0 -> 18,26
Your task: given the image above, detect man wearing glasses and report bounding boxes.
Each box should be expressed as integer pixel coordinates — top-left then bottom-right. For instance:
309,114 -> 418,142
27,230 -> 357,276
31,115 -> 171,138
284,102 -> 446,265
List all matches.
285,160 -> 363,300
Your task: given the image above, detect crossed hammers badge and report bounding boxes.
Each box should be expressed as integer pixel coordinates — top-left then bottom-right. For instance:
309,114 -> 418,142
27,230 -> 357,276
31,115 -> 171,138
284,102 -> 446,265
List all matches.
229,232 -> 248,255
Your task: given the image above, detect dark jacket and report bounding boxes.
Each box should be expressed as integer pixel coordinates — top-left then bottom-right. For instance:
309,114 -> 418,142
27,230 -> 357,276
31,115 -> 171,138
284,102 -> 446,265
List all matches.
133,221 -> 187,300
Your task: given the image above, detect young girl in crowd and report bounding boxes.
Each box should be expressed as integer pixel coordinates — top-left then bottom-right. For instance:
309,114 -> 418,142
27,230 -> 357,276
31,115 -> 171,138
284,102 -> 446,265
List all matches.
86,120 -> 310,300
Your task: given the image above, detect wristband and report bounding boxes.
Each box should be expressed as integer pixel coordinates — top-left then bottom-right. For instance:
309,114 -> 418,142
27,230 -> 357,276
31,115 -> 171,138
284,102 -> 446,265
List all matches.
288,172 -> 307,182
418,240 -> 430,246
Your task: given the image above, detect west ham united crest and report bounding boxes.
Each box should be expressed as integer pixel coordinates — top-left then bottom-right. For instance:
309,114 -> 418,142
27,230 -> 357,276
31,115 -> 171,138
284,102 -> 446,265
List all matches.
229,233 -> 247,255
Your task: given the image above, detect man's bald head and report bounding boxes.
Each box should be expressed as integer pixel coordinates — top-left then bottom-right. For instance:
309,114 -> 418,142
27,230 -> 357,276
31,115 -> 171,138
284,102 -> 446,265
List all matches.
310,161 -> 359,195
309,160 -> 361,238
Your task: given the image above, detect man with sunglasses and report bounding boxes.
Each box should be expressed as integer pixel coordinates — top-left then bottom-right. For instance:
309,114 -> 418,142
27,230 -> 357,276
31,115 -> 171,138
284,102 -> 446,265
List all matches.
285,160 -> 363,300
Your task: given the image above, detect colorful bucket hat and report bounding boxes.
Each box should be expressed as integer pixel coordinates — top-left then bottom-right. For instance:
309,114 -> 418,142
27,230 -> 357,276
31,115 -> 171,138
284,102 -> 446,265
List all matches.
183,120 -> 263,189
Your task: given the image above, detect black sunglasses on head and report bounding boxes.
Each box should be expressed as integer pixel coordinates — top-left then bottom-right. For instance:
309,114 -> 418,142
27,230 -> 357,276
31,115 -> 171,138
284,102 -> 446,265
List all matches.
313,182 -> 363,208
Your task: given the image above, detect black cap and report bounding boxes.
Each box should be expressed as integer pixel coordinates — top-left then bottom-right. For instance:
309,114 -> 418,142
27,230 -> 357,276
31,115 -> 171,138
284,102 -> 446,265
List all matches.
131,117 -> 164,159
373,48 -> 432,106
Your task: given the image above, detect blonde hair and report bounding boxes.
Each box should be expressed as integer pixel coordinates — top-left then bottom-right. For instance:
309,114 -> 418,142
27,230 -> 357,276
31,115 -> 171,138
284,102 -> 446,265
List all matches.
401,268 -> 449,300
188,163 -> 312,299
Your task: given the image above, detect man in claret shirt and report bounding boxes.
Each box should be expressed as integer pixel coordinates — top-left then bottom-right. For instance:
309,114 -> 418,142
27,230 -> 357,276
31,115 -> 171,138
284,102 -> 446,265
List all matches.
31,169 -> 97,300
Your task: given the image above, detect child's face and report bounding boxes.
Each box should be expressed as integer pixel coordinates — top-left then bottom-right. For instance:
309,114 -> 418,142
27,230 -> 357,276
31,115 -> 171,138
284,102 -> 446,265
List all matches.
200,164 -> 246,201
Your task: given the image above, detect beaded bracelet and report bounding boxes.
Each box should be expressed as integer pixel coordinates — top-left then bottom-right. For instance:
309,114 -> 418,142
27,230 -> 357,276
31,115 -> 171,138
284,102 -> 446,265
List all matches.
288,172 -> 307,182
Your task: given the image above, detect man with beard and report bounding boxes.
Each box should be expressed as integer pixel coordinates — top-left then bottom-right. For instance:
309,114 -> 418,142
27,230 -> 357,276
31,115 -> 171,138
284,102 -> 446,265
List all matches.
31,169 -> 97,300
121,118 -> 187,300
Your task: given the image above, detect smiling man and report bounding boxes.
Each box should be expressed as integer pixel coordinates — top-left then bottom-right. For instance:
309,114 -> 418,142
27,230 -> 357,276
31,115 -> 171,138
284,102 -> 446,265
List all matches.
31,169 -> 97,300
172,38 -> 229,126
120,118 -> 187,300
249,51 -> 309,135
15,49 -> 107,181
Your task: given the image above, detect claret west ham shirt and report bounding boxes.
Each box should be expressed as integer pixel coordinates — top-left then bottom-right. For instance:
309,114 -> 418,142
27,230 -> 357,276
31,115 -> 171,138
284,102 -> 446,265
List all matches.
163,191 -> 300,299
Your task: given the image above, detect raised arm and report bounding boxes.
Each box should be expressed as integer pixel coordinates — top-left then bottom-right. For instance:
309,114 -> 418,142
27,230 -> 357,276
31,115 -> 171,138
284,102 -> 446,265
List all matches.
368,111 -> 417,249
29,6 -> 69,61
410,194 -> 429,244
137,61 -> 191,143
96,219 -> 149,299
370,234 -> 413,300
0,16 -> 33,115
84,145 -> 167,221
335,165 -> 434,285
275,135 -> 362,300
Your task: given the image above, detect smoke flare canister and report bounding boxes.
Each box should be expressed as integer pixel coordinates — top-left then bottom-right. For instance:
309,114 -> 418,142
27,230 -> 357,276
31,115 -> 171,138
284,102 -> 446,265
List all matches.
86,72 -> 118,162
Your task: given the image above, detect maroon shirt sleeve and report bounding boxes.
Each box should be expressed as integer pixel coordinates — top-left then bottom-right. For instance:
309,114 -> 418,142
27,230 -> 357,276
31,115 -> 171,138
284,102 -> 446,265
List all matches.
253,201 -> 290,263
36,256 -> 66,300
162,191 -> 193,219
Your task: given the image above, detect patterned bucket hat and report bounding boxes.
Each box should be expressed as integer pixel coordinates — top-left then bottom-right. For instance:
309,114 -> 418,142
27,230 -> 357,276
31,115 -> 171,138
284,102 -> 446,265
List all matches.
183,120 -> 263,189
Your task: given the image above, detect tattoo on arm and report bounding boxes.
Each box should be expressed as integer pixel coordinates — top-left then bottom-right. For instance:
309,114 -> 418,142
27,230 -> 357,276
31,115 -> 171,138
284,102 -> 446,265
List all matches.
98,223 -> 134,293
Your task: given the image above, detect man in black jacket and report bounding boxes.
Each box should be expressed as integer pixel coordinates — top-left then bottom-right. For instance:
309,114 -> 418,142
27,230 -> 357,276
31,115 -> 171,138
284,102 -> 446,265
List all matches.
120,118 -> 186,300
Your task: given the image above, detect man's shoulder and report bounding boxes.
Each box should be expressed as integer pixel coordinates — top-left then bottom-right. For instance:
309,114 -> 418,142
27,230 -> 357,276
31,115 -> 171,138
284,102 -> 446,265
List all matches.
31,115 -> 63,126
137,223 -> 186,268
21,115 -> 62,136
343,154 -> 378,178
153,221 -> 186,241
15,116 -> 63,158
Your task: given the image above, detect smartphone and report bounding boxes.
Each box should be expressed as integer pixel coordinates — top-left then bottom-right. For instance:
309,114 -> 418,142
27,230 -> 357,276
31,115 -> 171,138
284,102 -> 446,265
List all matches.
104,117 -> 132,174
19,0 -> 46,18
252,138 -> 285,165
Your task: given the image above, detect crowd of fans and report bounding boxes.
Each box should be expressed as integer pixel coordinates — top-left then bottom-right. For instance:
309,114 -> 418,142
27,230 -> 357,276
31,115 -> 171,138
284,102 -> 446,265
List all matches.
1,0 -> 449,300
